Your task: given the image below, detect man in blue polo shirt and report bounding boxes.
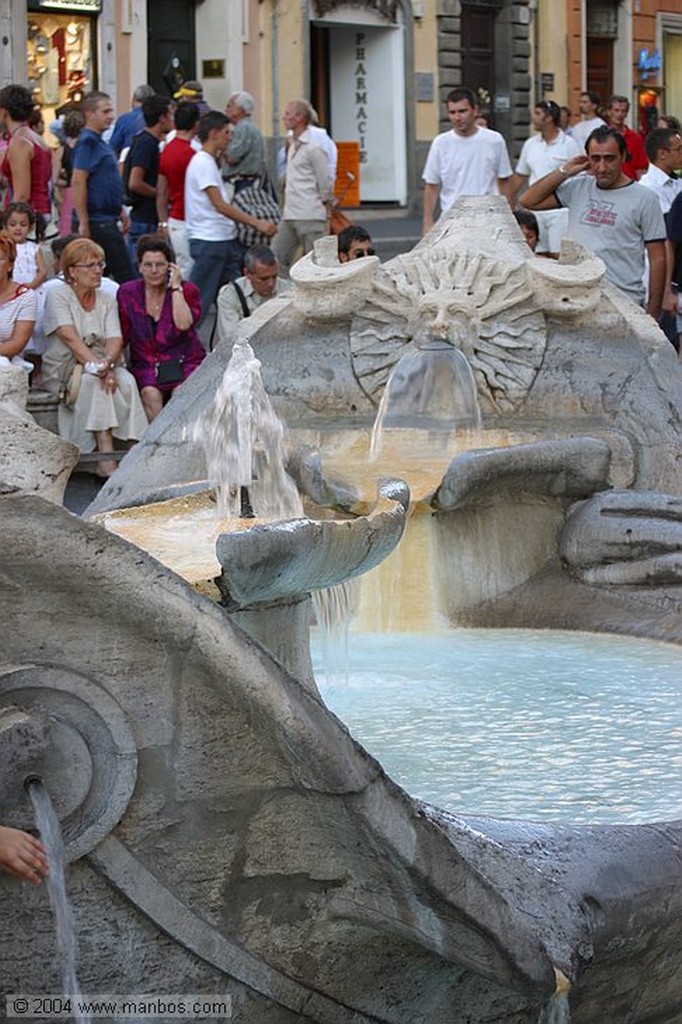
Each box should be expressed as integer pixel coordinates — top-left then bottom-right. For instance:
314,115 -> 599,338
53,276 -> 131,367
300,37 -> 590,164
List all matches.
72,91 -> 136,283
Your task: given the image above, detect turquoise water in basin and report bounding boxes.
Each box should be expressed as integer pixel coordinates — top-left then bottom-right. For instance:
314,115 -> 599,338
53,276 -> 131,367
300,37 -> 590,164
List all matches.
312,629 -> 682,825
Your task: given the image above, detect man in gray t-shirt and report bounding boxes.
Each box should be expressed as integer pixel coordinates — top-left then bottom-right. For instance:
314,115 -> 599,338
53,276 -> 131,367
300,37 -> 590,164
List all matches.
520,126 -> 666,316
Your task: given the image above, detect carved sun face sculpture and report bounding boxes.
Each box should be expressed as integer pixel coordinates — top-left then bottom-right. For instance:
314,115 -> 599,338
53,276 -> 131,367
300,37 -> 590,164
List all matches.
350,246 -> 547,414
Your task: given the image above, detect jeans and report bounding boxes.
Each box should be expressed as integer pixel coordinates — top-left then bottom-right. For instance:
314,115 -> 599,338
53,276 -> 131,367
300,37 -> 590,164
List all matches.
88,219 -> 136,284
189,237 -> 247,327
128,220 -> 158,268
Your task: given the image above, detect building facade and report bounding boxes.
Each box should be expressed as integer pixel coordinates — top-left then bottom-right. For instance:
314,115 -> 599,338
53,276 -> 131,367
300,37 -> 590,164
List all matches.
5,0 -> 682,212
537,0 -> 682,132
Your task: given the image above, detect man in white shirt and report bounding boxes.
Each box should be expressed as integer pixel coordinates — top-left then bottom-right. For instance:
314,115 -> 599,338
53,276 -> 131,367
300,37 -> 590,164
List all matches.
273,99 -> 332,277
509,100 -> 581,256
571,91 -> 605,150
186,111 -> 277,326
639,127 -> 682,213
422,87 -> 513,235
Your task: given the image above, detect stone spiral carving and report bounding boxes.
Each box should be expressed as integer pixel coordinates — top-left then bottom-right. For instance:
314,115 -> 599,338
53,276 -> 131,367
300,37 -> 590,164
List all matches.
0,664 -> 138,860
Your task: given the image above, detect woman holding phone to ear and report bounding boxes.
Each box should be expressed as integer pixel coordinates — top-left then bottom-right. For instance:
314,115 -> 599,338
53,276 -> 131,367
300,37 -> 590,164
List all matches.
117,233 -> 205,421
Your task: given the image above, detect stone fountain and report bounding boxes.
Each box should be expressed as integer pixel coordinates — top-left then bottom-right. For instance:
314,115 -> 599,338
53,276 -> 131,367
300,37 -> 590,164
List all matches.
1,199 -> 681,1023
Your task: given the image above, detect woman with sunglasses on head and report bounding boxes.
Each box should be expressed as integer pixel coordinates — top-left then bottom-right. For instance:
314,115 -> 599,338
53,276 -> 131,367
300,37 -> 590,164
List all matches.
42,238 -> 148,477
116,233 -> 205,421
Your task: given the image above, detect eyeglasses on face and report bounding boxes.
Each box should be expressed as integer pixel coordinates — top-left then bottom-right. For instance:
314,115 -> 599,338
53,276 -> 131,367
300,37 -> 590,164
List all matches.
140,260 -> 169,271
73,261 -> 105,270
353,248 -> 375,258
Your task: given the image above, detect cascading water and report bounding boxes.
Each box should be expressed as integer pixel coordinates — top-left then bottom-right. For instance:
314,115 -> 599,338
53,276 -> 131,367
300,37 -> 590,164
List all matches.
193,338 -> 354,637
26,779 -> 91,1024
370,328 -> 482,462
192,339 -> 303,523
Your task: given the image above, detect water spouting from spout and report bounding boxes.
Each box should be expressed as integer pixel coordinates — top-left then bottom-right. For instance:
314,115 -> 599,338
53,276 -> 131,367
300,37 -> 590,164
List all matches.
370,327 -> 482,462
193,338 -> 354,637
26,779 -> 91,1024
193,339 -> 302,522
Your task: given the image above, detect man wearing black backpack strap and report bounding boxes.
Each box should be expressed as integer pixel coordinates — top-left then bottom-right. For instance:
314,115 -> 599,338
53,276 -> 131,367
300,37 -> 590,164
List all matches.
215,244 -> 290,342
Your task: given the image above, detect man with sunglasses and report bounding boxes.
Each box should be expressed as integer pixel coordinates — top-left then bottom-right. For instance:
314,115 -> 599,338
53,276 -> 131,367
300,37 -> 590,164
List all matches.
509,99 -> 581,257
338,225 -> 375,262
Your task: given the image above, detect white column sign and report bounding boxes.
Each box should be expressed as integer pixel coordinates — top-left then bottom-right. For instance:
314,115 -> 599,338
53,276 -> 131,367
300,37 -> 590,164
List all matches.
329,23 -> 407,203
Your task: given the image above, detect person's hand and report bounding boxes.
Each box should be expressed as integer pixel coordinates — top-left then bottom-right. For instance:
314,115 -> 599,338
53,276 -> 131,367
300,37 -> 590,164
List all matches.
257,219 -> 278,238
120,210 -> 130,234
0,826 -> 49,885
168,261 -> 182,291
661,287 -> 678,315
560,154 -> 590,178
100,369 -> 117,393
95,360 -> 117,393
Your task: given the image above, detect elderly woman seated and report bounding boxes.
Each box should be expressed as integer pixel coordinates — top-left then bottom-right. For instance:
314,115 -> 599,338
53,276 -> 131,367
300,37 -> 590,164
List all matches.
42,238 -> 148,477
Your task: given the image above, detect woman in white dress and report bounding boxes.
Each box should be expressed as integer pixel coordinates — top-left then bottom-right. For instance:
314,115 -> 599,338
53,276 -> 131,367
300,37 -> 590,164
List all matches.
0,231 -> 37,368
42,238 -> 148,477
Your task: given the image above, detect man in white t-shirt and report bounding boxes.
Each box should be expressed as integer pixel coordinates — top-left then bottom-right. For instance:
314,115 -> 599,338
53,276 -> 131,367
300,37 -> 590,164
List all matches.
186,110 -> 277,326
422,87 -> 513,235
570,91 -> 605,150
509,100 -> 581,256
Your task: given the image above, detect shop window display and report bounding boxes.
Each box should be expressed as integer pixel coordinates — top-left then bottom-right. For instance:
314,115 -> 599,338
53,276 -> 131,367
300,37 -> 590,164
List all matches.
27,15 -> 93,134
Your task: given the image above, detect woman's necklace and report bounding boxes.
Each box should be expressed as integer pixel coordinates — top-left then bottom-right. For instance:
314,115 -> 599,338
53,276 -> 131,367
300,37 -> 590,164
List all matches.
145,288 -> 165,320
75,287 -> 96,311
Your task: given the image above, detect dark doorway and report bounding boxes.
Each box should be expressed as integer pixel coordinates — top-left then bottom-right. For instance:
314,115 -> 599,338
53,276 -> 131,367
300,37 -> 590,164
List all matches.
587,38 -> 613,109
310,24 -> 332,133
461,5 -> 496,107
147,0 -> 196,97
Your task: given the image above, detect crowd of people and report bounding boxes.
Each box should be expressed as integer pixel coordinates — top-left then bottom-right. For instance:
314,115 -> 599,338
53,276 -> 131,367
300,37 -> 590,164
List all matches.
1,75 -> 680,499
422,86 -> 682,357
0,80 -> 376,486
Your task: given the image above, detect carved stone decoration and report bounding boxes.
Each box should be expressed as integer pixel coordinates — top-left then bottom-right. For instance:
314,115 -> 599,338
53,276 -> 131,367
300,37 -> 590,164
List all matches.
311,0 -> 399,23
531,239 -> 605,318
291,235 -> 380,320
560,490 -> 682,586
350,247 -> 548,413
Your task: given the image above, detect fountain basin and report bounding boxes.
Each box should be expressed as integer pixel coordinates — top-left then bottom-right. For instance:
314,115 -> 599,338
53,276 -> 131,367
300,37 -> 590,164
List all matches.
314,628 -> 682,826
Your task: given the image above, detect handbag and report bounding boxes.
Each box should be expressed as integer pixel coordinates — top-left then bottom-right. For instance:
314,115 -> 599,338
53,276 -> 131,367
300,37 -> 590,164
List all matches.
329,206 -> 353,235
231,184 -> 281,248
156,357 -> 185,385
57,359 -> 82,408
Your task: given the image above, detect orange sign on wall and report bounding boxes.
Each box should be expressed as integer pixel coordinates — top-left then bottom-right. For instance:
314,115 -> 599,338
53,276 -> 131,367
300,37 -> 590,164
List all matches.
334,142 -> 361,207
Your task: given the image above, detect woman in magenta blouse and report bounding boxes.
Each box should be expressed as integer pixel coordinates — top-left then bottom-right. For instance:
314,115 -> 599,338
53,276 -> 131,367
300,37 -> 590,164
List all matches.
117,234 -> 205,420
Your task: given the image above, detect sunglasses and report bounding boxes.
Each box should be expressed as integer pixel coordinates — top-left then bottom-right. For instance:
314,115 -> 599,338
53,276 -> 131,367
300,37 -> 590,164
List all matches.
353,248 -> 376,258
